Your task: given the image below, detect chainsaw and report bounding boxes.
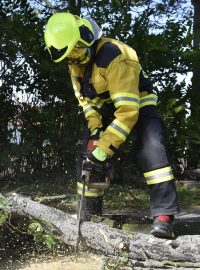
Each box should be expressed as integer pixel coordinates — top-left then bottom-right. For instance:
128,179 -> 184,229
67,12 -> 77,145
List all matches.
76,138 -> 111,252
81,138 -> 111,190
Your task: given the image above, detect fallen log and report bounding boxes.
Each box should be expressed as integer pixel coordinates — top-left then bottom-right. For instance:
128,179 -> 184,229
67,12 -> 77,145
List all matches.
0,192 -> 200,269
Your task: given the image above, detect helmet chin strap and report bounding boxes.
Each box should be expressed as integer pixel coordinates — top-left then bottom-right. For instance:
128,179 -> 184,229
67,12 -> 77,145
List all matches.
67,40 -> 98,66
75,40 -> 98,66
77,48 -> 91,66
67,47 -> 92,66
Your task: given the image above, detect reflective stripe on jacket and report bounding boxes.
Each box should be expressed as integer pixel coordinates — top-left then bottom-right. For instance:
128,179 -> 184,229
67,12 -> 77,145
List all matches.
69,37 -> 158,156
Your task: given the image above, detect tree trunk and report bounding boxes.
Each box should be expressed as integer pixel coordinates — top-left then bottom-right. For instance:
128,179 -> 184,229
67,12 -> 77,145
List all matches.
191,0 -> 200,112
68,0 -> 81,15
187,0 -> 200,169
0,193 -> 200,268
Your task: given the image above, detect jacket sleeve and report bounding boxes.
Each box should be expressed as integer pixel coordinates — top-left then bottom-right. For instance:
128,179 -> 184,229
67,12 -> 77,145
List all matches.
97,59 -> 140,156
69,66 -> 103,132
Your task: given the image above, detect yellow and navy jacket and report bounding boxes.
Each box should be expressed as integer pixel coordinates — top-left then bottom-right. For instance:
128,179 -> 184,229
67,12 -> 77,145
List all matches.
69,37 -> 157,157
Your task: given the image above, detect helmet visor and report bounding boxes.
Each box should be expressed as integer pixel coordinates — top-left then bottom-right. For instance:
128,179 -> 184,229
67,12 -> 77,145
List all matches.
66,43 -> 90,65
49,45 -> 68,61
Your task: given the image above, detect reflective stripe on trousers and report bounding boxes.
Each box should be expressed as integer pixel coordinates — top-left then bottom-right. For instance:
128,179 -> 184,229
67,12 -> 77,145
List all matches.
144,166 -> 174,185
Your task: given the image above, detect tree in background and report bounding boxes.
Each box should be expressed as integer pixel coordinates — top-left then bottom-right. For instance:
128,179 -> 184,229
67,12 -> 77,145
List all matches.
0,0 -> 82,183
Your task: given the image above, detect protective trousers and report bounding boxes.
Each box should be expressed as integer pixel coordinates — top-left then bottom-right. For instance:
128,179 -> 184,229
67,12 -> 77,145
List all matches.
135,106 -> 180,217
77,105 -> 180,220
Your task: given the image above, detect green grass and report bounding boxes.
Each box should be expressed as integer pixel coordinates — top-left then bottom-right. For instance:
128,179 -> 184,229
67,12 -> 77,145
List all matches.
2,179 -> 200,211
104,183 -> 200,211
104,185 -> 150,210
176,184 -> 200,208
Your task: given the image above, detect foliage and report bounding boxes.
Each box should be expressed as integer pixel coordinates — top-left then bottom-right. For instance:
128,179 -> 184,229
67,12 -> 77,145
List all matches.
104,184 -> 200,211
0,197 -> 10,225
0,210 -> 9,225
0,0 -> 83,182
28,219 -> 62,249
0,195 -> 62,250
105,254 -> 129,270
177,185 -> 200,208
105,185 -> 150,210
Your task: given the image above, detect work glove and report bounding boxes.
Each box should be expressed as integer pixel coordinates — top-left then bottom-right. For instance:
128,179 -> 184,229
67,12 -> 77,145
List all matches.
82,147 -> 108,182
90,128 -> 104,140
84,147 -> 107,172
89,147 -> 113,180
88,147 -> 107,162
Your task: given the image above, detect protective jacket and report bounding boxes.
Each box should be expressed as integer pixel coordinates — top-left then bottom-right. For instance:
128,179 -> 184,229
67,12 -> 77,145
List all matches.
71,37 -> 180,218
69,37 -> 157,157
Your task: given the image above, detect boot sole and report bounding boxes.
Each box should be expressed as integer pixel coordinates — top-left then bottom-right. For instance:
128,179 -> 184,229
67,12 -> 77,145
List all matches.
151,228 -> 174,238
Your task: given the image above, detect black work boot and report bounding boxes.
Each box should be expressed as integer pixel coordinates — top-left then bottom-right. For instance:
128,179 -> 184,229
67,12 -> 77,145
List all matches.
151,218 -> 174,238
77,196 -> 103,221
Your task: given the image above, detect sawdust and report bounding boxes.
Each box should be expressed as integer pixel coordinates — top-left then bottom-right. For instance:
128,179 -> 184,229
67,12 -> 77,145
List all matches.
18,254 -> 102,270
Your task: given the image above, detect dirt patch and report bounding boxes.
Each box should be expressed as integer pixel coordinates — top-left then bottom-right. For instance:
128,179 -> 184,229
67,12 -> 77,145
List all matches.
18,254 -> 102,270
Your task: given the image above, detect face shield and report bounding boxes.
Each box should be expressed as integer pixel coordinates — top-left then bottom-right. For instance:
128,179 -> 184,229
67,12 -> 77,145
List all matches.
66,42 -> 91,66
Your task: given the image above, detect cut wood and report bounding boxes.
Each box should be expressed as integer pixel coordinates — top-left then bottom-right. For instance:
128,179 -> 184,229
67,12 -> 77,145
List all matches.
0,193 -> 200,268
36,194 -> 68,203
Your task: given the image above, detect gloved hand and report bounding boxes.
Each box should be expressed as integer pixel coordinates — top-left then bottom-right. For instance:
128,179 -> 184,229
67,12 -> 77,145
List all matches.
82,147 -> 107,181
90,128 -> 104,140
89,147 -> 113,180
82,147 -> 113,187
88,147 -> 107,163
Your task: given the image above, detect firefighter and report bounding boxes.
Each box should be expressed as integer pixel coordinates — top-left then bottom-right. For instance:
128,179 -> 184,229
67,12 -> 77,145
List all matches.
44,12 -> 180,238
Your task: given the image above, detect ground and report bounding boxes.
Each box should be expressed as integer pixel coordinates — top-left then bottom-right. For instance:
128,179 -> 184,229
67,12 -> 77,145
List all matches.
18,254 -> 102,270
0,179 -> 200,270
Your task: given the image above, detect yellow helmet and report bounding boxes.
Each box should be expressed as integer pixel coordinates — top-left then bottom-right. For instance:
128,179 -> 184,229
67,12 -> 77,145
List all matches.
44,12 -> 102,63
